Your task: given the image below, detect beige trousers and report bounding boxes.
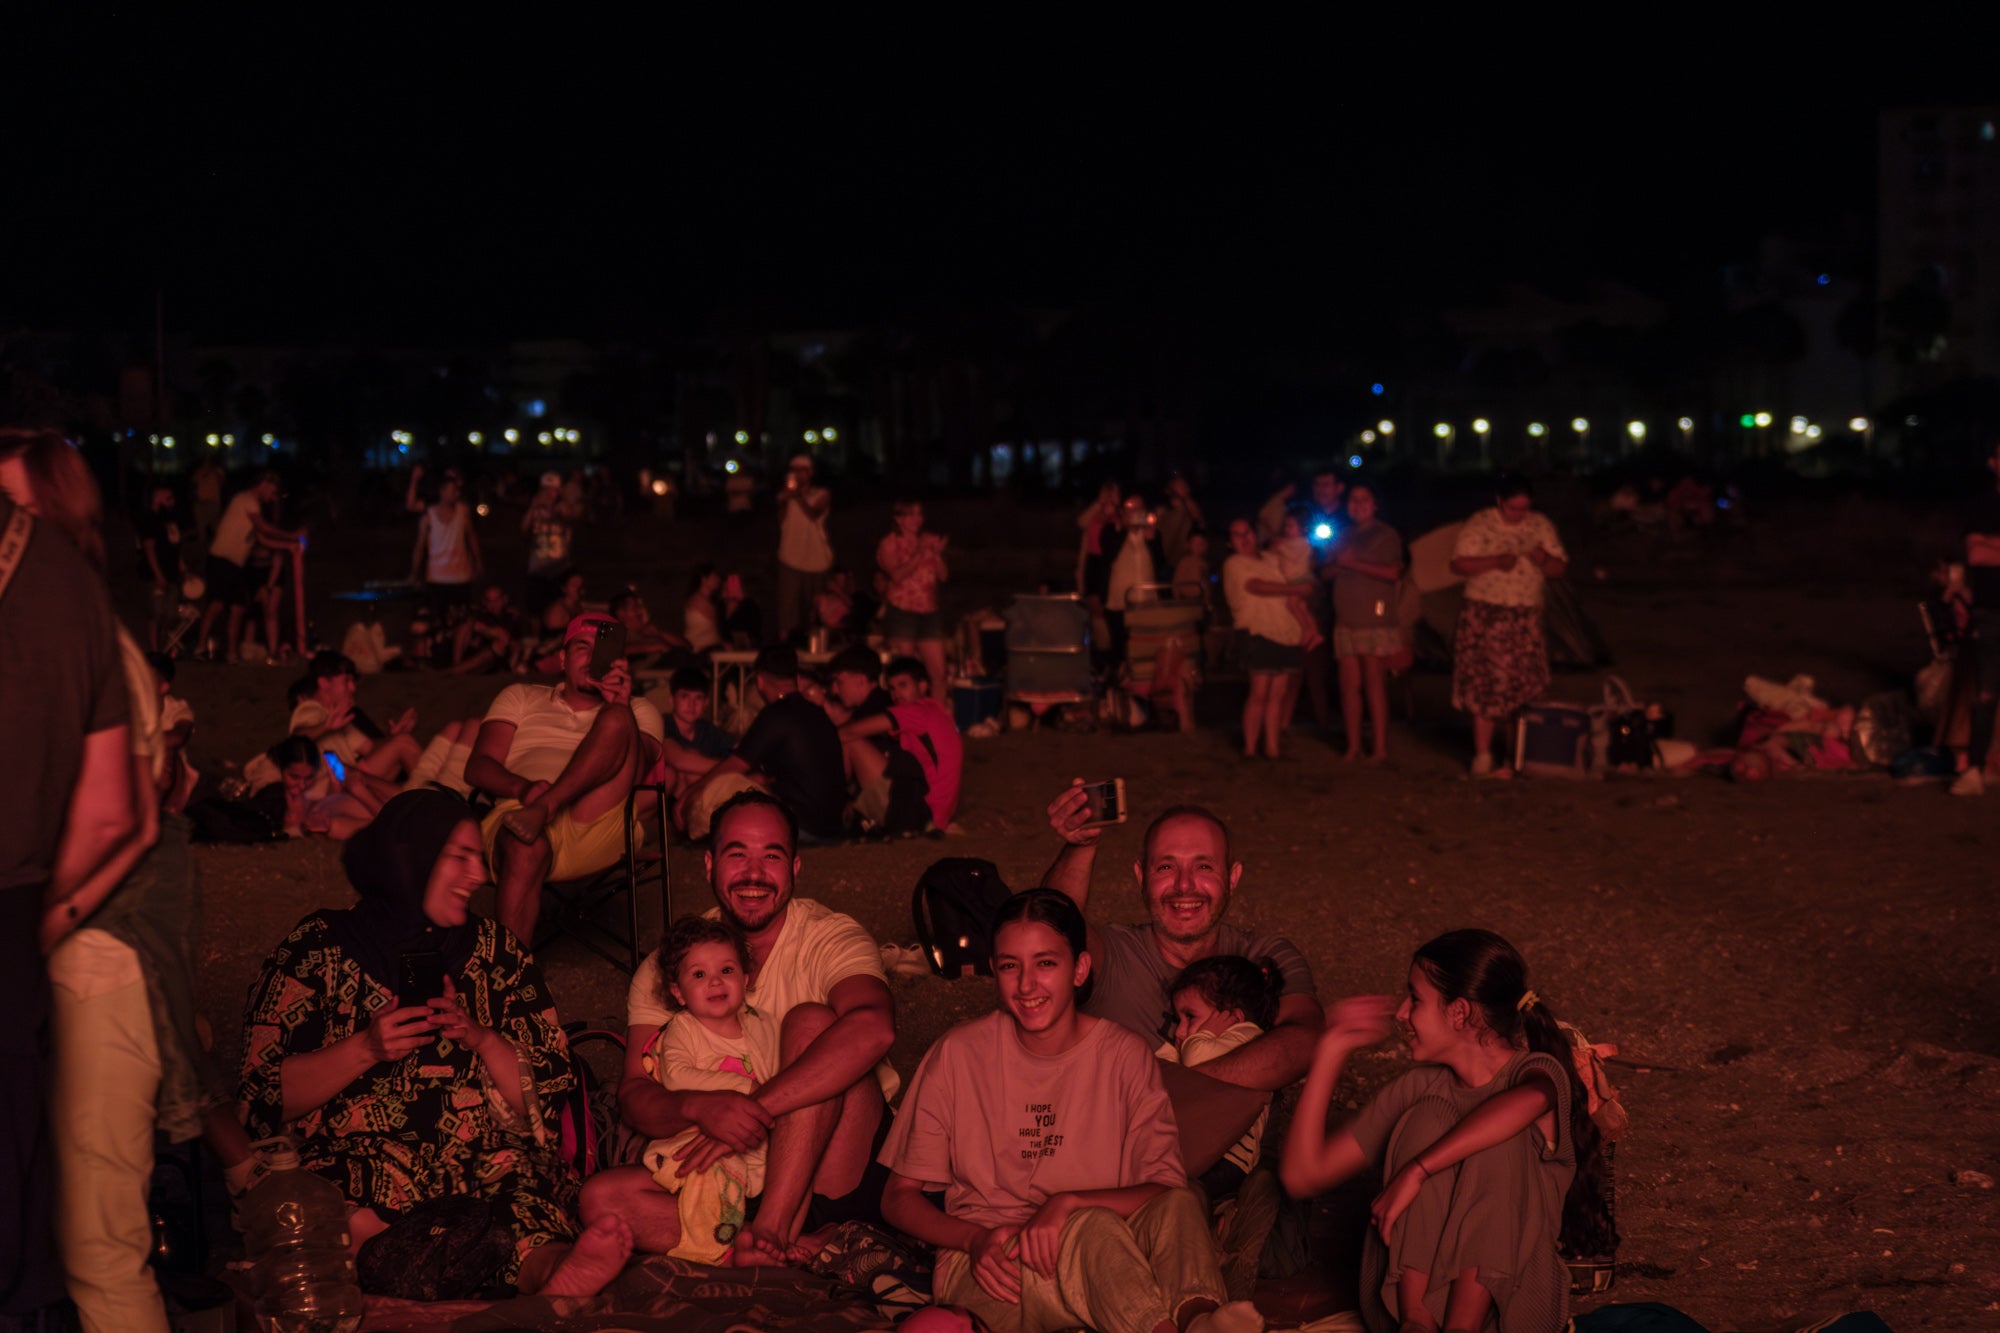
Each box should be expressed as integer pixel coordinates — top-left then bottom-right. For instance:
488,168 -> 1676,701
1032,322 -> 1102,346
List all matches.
51,967 -> 170,1333
934,1186 -> 1224,1333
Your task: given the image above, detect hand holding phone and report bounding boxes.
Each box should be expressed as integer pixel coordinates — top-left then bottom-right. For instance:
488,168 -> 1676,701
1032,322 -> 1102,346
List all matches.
1077,779 -> 1126,827
397,950 -> 448,1006
588,620 -> 628,681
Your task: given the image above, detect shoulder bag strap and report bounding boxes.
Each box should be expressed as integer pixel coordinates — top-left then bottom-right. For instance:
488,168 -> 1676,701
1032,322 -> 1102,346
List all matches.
0,507 -> 33,605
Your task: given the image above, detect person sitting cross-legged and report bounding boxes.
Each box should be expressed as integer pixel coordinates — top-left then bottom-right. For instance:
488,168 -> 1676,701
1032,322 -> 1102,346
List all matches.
583,791 -> 898,1267
880,889 -> 1262,1333
465,613 -> 665,944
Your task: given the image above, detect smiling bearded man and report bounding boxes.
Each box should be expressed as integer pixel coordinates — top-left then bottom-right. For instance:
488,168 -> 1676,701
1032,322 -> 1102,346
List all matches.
1037,786 -> 1323,1179
583,790 -> 899,1269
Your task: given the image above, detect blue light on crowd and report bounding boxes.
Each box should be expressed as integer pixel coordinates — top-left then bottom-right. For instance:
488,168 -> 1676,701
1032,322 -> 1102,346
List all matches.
1313,522 -> 1334,542
1370,383 -> 1385,396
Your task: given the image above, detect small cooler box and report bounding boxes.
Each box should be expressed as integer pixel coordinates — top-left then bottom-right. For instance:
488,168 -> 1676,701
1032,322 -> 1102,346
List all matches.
952,678 -> 1004,730
1514,703 -> 1594,778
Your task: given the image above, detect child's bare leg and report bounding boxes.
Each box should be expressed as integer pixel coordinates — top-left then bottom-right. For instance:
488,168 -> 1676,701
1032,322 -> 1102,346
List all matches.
1337,654 -> 1364,758
1440,1268 -> 1491,1332
1396,1268 -> 1438,1331
1363,654 -> 1391,759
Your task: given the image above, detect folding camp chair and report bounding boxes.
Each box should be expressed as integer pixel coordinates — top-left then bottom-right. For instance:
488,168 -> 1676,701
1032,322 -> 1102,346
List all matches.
534,782 -> 671,973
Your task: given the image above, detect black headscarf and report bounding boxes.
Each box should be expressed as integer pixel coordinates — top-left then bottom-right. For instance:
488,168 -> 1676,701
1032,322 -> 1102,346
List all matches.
326,789 -> 481,996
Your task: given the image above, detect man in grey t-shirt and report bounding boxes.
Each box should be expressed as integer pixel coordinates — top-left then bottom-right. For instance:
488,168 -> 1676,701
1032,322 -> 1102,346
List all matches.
1038,783 -> 1324,1175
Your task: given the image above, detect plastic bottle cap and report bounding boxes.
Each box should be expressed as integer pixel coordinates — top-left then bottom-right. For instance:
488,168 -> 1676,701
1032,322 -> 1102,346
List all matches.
252,1135 -> 301,1171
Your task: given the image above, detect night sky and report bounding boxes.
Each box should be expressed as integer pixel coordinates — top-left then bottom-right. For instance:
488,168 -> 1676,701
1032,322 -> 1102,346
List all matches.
8,22 -> 1997,349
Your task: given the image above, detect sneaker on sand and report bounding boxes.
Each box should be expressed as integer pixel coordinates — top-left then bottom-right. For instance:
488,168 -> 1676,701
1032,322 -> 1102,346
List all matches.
1950,767 -> 1985,796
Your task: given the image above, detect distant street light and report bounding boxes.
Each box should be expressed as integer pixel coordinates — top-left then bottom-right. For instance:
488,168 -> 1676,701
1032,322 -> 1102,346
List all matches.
1571,417 -> 1590,459
1678,417 -> 1695,448
1850,415 -> 1875,453
1360,429 -> 1377,445
1526,421 -> 1547,438
1753,412 -> 1772,427
1377,419 -> 1395,436
1626,420 -> 1646,451
1471,418 -> 1492,467
1433,421 -> 1455,466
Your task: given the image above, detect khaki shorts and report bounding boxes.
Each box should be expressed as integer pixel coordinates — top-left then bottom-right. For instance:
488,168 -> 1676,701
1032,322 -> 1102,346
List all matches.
482,796 -> 638,881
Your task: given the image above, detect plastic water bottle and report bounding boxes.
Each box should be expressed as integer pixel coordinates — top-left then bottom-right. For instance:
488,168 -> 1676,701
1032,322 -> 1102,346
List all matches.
239,1138 -> 364,1333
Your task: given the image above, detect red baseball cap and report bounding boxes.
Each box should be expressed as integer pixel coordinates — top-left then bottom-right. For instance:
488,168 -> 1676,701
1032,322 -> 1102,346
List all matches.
563,612 -> 618,646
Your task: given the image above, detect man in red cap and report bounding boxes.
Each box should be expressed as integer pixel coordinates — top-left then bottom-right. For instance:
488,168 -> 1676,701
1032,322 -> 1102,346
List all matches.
465,612 -> 667,943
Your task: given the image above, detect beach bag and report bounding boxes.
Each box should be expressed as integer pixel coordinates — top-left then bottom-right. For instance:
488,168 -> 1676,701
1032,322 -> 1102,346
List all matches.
555,1022 -> 626,1181
355,1196 -> 515,1301
912,857 -> 1012,978
1597,677 -> 1664,771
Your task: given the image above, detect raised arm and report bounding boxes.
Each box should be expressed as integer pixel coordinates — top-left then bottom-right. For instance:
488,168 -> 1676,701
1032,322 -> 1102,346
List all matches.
1038,780 -> 1104,918
1279,995 -> 1396,1198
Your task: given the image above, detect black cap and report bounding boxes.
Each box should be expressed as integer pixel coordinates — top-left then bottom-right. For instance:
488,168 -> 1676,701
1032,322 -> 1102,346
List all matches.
753,645 -> 798,679
668,666 -> 711,694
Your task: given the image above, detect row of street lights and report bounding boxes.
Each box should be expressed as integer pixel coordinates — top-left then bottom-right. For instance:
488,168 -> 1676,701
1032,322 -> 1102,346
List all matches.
1356,414 -> 1876,463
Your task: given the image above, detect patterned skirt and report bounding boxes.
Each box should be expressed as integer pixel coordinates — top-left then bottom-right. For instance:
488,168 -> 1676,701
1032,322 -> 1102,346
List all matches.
1452,599 -> 1548,720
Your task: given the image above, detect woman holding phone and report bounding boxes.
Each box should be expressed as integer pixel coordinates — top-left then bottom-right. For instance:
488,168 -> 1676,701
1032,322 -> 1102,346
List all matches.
239,790 -> 633,1299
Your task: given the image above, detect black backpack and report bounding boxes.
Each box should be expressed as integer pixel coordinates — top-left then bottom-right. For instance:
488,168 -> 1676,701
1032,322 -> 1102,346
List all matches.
911,858 -> 1012,978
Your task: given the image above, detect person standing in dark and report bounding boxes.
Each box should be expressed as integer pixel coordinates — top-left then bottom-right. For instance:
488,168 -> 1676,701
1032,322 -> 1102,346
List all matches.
136,478 -> 188,652
0,428 -> 139,1323
1953,439 -> 2000,796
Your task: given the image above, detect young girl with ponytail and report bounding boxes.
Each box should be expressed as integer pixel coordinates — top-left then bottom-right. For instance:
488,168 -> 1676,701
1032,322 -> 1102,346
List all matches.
1279,929 -> 1611,1333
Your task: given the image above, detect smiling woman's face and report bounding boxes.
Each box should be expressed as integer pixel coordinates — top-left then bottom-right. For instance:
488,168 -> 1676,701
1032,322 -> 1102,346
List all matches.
422,821 -> 488,928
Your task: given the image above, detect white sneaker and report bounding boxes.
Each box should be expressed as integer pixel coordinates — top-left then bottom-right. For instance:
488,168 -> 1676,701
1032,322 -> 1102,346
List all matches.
1950,768 -> 1986,797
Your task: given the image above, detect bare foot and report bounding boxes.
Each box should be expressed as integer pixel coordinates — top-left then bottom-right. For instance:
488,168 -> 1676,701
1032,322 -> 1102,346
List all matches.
539,1215 -> 633,1298
502,803 -> 550,844
1185,1299 -> 1265,1333
726,1224 -> 795,1267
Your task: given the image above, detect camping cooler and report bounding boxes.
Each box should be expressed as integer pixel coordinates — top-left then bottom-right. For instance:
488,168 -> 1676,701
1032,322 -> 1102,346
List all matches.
951,678 -> 1004,730
1004,594 -> 1093,696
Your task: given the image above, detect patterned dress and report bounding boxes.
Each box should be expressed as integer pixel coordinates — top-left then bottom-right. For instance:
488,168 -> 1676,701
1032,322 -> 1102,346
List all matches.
239,914 -> 578,1283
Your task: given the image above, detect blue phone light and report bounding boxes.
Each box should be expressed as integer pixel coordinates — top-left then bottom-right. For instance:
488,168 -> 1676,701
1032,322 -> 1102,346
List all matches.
325,753 -> 346,781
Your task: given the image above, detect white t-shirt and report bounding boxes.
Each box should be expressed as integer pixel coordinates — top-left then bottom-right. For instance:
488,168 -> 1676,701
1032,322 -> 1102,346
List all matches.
483,683 -> 666,785
628,896 -> 899,1100
210,490 -> 263,565
422,505 -> 475,584
1223,552 -> 1301,644
1452,507 -> 1568,608
1106,530 -> 1156,612
777,487 -> 834,572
